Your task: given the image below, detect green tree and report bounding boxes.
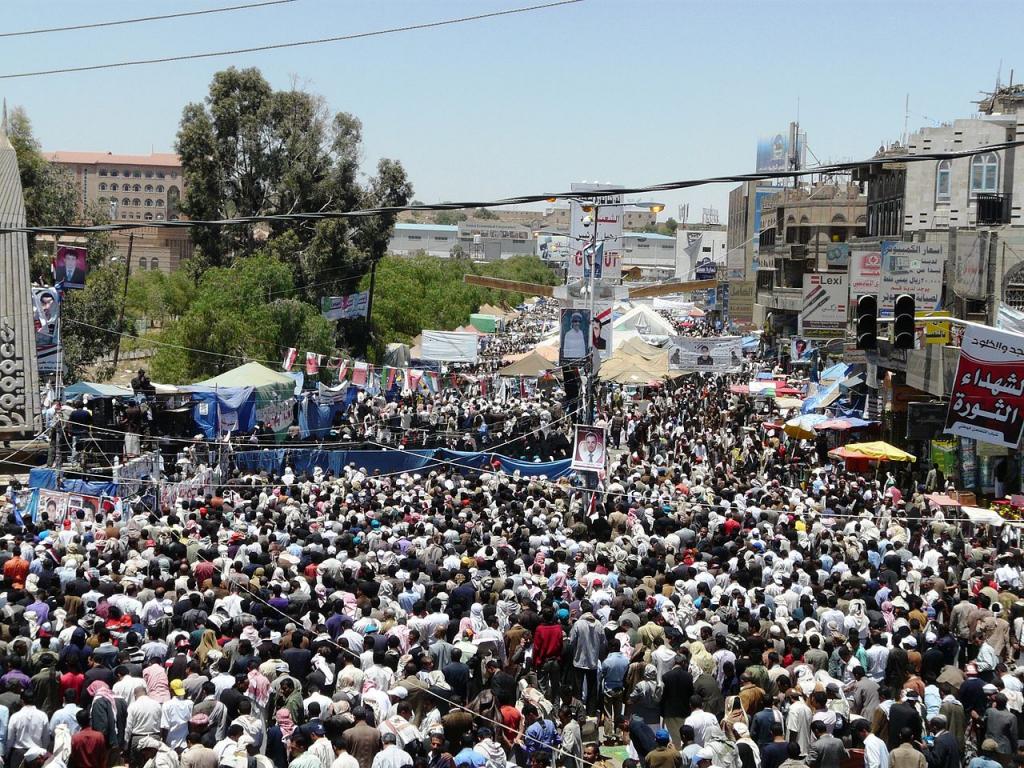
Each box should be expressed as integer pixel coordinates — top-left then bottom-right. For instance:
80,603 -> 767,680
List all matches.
149,248 -> 334,383
661,217 -> 678,235
472,207 -> 498,220
175,67 -> 408,286
433,210 -> 467,225
7,107 -> 76,236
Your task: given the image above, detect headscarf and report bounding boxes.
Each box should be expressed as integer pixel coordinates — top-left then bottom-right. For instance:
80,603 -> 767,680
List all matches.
87,680 -> 117,706
143,663 -> 171,703
275,707 -> 296,739
196,629 -> 219,666
881,601 -> 896,633
470,603 -> 487,634
247,669 -> 271,709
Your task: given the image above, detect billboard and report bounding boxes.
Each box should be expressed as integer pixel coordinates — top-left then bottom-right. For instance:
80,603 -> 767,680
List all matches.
668,336 -> 743,373
799,273 -> 848,337
571,424 -> 607,472
32,286 -> 61,374
568,182 -> 623,280
537,234 -> 572,263
321,291 -> 369,321
848,248 -> 881,306
879,241 -> 945,317
952,231 -> 989,300
790,337 -> 818,362
944,325 -> 1024,448
756,133 -> 790,173
826,242 -> 850,268
728,281 -> 756,326
694,257 -> 717,280
53,245 -> 88,289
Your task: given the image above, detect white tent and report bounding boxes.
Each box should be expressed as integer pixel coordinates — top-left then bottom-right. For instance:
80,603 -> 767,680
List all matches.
613,304 -> 675,337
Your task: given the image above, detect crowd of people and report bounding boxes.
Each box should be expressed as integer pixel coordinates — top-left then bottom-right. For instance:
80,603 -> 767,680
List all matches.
1,304 -> 1021,768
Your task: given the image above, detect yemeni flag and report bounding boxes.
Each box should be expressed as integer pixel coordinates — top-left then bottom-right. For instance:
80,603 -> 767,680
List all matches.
305,352 -> 320,375
281,348 -> 297,371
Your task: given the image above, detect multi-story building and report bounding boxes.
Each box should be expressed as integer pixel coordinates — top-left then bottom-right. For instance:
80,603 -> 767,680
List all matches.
388,223 -> 460,257
755,182 -> 867,335
46,150 -> 191,272
620,232 -> 677,279
388,220 -> 535,261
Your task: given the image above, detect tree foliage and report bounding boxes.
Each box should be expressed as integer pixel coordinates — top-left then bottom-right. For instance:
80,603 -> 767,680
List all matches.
149,248 -> 334,383
175,67 -> 411,288
363,255 -> 558,358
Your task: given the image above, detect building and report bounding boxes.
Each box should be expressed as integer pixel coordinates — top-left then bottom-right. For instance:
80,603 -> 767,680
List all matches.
46,150 -> 191,272
620,231 -> 676,279
675,223 -> 727,280
754,181 -> 867,335
388,222 -> 460,257
542,204 -> 656,231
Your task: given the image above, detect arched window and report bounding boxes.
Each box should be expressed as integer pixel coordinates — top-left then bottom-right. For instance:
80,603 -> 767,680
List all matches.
144,212 -> 154,220
144,184 -> 153,192
133,183 -> 141,192
155,199 -> 164,207
110,183 -> 118,191
970,153 -> 999,194
144,199 -> 153,207
133,198 -> 141,207
935,160 -> 951,202
136,257 -> 146,270
155,212 -> 164,219
150,258 -> 159,270
122,197 -> 130,206
98,196 -> 107,205
156,185 -> 164,193
1004,262 -> 1024,311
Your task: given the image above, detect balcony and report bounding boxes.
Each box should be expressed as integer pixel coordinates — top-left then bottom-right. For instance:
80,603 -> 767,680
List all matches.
976,193 -> 1011,225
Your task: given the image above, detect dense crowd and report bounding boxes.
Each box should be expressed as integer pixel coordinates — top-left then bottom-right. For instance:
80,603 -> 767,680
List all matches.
2,307 -> 1021,768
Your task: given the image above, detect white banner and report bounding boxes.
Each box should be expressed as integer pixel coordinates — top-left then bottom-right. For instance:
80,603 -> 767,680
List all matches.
567,182 -> 623,280
800,273 -> 848,337
848,248 -> 881,307
879,241 -> 945,317
668,336 -> 743,373
420,330 -> 479,363
321,291 -> 369,320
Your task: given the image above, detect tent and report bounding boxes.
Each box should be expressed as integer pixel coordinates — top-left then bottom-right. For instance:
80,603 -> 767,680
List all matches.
613,305 -> 675,337
193,362 -> 296,439
478,303 -> 510,318
829,441 -> 916,462
469,314 -> 501,333
62,382 -> 134,399
498,351 -> 554,378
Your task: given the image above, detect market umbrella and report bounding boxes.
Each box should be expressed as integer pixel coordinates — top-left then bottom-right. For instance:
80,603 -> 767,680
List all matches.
828,441 -> 916,462
816,417 -> 874,431
784,413 -> 828,439
688,308 -> 706,318
774,396 -> 804,410
729,384 -> 750,395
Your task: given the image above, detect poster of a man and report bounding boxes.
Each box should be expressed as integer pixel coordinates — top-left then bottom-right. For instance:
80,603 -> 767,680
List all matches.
571,425 -> 606,472
695,344 -> 714,366
559,308 -> 590,366
38,490 -> 68,526
54,246 -> 88,289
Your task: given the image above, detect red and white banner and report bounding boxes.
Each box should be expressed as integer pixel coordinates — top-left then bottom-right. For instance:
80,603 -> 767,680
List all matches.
351,361 -> 368,386
281,347 -> 297,371
945,325 -> 1024,448
305,352 -> 320,375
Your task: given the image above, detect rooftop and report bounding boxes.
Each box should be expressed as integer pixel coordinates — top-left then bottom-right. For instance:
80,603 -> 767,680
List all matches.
623,231 -> 676,241
393,222 -> 459,232
45,150 -> 182,167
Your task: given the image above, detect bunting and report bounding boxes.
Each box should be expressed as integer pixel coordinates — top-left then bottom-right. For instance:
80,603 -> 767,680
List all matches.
351,361 -> 368,386
282,348 -> 297,371
305,352 -> 321,375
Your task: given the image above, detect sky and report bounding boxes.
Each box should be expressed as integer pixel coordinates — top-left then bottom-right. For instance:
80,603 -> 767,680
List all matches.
1,0 -> 1022,223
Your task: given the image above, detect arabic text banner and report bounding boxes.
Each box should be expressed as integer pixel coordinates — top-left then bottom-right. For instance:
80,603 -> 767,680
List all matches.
321,291 -> 369,320
944,325 -> 1024,449
668,336 -> 743,373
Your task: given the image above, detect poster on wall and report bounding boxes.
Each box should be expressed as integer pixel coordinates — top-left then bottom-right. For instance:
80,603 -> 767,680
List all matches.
944,325 -> 1024,448
879,241 -> 945,316
37,490 -> 68,524
848,248 -> 881,307
571,424 -> 607,472
558,308 -> 591,367
790,337 -> 818,362
668,336 -> 743,373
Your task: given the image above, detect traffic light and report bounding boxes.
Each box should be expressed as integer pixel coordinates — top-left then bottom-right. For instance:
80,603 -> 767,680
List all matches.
856,295 -> 877,350
893,294 -> 916,349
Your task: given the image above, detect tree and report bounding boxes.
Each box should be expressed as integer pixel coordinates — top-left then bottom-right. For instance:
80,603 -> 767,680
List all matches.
7,107 -> 76,236
661,217 -> 678,235
175,67 -> 407,284
472,207 -> 498,220
433,210 -> 467,225
149,248 -> 334,383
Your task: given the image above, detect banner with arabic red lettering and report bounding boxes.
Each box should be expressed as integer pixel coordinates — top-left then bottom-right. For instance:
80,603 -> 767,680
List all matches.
944,325 -> 1024,448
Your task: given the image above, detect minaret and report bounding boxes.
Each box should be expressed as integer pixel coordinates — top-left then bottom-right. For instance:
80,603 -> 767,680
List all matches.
0,98 -> 42,437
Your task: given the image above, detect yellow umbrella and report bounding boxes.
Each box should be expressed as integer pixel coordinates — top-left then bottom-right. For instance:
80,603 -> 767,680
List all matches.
784,414 -> 828,439
829,441 -> 916,462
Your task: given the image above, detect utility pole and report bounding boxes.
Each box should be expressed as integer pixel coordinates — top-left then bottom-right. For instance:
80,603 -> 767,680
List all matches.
363,257 -> 378,358
112,233 -> 134,371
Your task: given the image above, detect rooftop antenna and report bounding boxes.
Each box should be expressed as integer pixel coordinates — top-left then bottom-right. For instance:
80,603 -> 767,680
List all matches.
902,93 -> 909,146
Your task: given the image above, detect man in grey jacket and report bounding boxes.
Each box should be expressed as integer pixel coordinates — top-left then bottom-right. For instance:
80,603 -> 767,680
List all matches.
568,602 -> 606,717
807,720 -> 847,768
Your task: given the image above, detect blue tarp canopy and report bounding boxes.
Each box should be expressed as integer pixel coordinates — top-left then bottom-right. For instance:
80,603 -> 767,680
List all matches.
819,363 -> 851,385
231,448 -> 572,479
62,382 -> 134,399
28,468 -> 117,496
187,386 -> 256,439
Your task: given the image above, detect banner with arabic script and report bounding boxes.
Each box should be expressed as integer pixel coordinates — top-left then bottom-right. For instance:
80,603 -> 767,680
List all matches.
944,325 -> 1024,449
321,291 -> 369,321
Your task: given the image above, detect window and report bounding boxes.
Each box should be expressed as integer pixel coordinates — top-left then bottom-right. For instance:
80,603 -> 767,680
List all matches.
156,185 -> 164,192
132,183 -> 140,192
145,199 -> 153,207
144,212 -> 154,220
157,172 -> 165,179
150,258 -> 159,270
155,199 -> 164,207
155,212 -> 164,219
407,234 -> 422,240
434,236 -> 449,241
122,197 -> 131,206
702,246 -> 712,253
98,196 -> 107,205
145,171 -> 154,178
970,153 -> 999,194
98,169 -> 108,176
133,198 -> 141,207
133,170 -> 141,178
145,184 -> 153,192
123,169 -> 133,177
99,183 -> 107,191
136,258 -> 146,270
170,171 -> 178,178
110,183 -> 118,191
936,159 -> 951,202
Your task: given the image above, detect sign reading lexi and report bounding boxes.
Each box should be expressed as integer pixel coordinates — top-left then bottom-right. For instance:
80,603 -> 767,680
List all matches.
945,325 -> 1024,449
799,273 -> 848,337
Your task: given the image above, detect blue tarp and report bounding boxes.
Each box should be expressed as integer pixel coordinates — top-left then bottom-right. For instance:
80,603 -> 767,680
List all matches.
28,468 -> 118,496
62,382 -> 135,399
232,448 -> 572,479
819,363 -> 851,384
298,397 -> 342,439
190,386 -> 256,439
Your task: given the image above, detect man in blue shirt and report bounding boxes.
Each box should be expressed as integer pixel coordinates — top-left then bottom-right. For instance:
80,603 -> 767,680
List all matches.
599,638 -> 629,743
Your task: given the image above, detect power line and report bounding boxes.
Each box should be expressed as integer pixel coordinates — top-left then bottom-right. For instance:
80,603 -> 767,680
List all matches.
0,0 -> 299,39
0,0 -> 584,80
5,139 -> 1020,236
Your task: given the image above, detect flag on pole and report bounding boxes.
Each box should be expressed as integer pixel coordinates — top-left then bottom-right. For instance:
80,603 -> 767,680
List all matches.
305,352 -> 320,375
282,348 -> 297,371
